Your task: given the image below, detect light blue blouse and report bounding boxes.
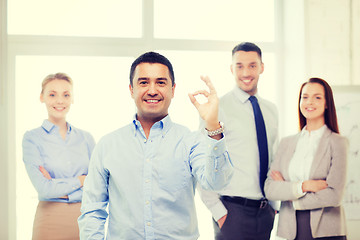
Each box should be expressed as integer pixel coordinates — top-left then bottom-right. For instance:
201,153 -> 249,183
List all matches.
22,120 -> 95,203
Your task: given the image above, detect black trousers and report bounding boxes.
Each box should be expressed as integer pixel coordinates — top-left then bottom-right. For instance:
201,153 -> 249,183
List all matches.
295,210 -> 346,240
213,197 -> 275,240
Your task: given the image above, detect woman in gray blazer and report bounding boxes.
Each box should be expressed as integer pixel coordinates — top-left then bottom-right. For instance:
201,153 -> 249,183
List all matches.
265,78 -> 347,240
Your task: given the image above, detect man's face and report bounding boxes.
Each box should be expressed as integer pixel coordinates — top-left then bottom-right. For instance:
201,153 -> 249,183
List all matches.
231,51 -> 264,96
129,62 -> 175,124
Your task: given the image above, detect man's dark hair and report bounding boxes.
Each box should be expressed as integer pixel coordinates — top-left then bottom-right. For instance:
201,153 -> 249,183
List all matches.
129,51 -> 175,87
232,42 -> 262,62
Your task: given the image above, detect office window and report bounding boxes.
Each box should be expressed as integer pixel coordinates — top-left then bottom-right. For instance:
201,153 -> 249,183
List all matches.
8,0 -> 142,37
154,0 -> 275,41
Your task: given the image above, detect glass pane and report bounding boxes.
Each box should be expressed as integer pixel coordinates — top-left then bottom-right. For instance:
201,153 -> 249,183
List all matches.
15,55 -> 134,239
8,0 -> 142,37
154,0 -> 275,41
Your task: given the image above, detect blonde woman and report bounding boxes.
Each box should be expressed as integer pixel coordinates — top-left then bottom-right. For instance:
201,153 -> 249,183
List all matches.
22,73 -> 95,239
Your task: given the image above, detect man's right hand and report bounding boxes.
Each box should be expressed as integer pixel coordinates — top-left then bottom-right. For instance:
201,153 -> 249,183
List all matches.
218,214 -> 227,229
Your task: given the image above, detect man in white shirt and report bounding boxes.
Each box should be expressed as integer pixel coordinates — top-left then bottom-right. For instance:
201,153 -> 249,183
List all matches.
198,42 -> 279,240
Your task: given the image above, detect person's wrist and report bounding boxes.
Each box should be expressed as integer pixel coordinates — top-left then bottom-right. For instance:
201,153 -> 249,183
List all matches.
206,122 -> 224,136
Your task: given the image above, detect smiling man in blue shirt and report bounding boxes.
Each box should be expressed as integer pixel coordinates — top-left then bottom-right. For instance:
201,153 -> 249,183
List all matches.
78,51 -> 233,239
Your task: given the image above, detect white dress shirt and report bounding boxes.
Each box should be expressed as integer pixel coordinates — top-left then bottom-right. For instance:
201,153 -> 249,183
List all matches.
198,86 -> 278,221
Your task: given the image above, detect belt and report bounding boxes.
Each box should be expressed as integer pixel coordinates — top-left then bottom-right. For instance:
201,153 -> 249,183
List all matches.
221,196 -> 268,209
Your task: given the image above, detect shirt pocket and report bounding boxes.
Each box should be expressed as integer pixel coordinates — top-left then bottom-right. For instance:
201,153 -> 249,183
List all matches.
156,157 -> 189,193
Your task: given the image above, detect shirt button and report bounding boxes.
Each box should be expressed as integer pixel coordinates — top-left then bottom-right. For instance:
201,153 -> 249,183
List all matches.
146,159 -> 150,163
214,147 -> 218,150
147,222 -> 151,226
145,179 -> 150,183
214,169 -> 218,172
145,200 -> 150,205
144,139 -> 147,143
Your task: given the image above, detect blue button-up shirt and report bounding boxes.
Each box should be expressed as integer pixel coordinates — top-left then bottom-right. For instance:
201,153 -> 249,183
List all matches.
78,115 -> 233,240
22,120 -> 95,202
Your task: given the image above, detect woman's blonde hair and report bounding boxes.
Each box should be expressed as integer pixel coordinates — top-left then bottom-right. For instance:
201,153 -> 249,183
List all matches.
41,73 -> 73,94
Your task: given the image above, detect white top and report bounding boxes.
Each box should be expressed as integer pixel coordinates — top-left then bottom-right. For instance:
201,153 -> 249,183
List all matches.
290,125 -> 328,206
198,86 -> 279,221
289,124 -> 327,182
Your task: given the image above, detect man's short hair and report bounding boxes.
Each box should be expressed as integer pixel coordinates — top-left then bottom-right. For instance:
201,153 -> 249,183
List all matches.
129,51 -> 175,87
232,42 -> 262,62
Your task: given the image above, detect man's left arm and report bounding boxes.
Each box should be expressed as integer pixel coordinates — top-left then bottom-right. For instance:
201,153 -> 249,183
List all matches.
188,76 -> 233,190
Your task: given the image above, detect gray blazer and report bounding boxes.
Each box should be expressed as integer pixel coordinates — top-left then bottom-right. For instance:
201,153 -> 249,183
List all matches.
265,127 -> 348,239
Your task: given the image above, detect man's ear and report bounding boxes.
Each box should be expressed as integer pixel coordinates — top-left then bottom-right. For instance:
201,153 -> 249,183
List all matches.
129,84 -> 134,98
260,62 -> 264,74
171,83 -> 176,98
40,94 -> 44,103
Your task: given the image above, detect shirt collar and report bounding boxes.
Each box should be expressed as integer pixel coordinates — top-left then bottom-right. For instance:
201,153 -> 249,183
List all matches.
232,86 -> 260,104
132,114 -> 172,137
41,119 -> 72,134
301,124 -> 327,138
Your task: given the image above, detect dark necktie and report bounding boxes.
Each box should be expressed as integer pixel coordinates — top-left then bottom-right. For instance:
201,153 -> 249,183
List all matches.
249,96 -> 268,198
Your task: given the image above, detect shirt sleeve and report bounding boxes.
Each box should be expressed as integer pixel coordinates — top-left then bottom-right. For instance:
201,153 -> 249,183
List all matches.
189,131 -> 233,191
22,132 -> 82,199
78,140 -> 109,239
196,185 -> 228,221
85,131 -> 96,159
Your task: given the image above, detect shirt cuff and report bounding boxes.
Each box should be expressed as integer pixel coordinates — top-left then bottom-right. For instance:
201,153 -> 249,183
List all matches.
207,136 -> 226,158
292,181 -> 306,199
292,199 -> 301,210
210,200 -> 228,222
68,189 -> 83,202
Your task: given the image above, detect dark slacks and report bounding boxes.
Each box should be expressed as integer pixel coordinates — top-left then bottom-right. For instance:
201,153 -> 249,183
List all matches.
213,197 -> 275,240
295,210 -> 346,240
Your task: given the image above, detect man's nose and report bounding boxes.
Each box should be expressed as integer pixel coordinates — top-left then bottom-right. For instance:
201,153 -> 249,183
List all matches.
243,67 -> 250,76
147,83 -> 157,95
